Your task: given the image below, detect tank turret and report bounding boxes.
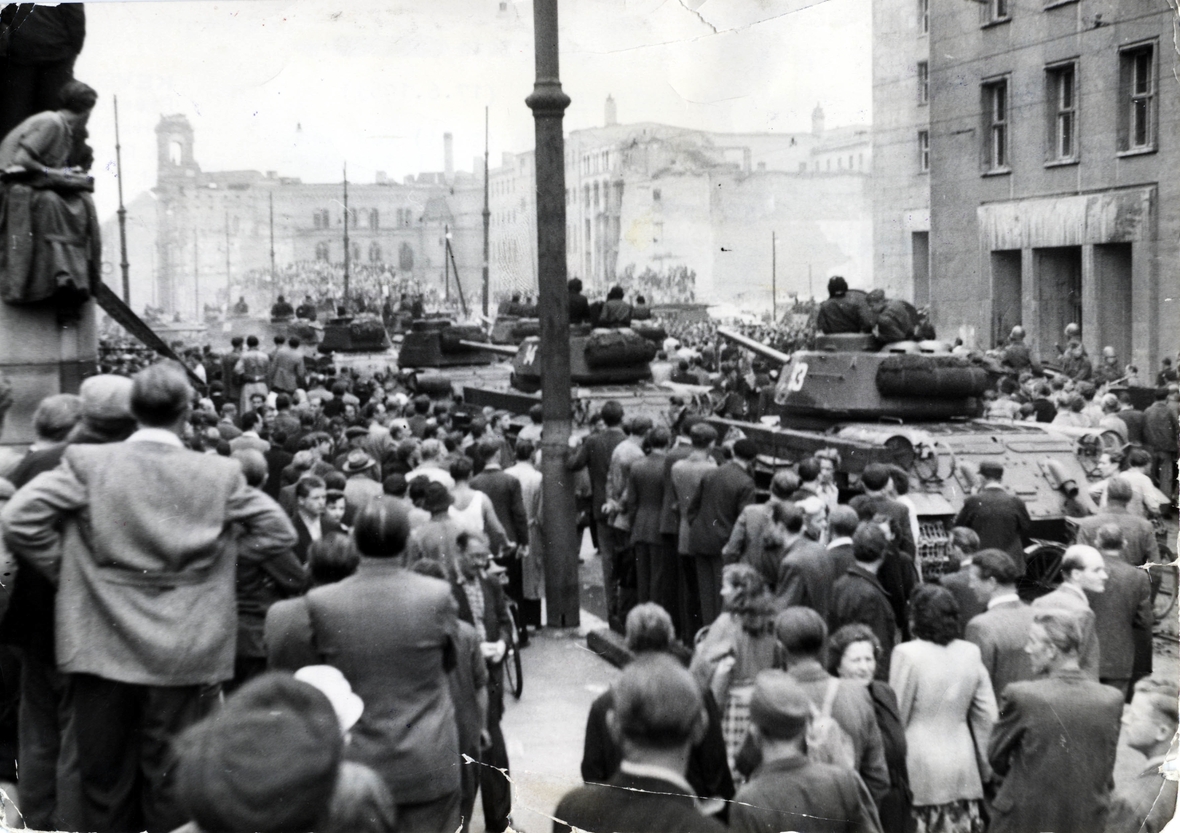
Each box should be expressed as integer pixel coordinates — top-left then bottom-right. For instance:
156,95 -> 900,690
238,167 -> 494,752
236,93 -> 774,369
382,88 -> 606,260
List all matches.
717,328 -> 989,426
397,318 -> 494,368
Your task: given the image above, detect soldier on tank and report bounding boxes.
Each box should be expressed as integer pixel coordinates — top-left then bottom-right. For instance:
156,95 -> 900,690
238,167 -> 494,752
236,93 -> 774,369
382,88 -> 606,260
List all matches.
598,286 -> 632,328
1057,323 -> 1092,381
815,276 -> 871,335
1001,326 -> 1041,375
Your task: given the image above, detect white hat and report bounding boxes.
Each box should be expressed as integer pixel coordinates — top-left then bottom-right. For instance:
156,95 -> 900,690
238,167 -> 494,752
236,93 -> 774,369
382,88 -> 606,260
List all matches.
294,665 -> 364,735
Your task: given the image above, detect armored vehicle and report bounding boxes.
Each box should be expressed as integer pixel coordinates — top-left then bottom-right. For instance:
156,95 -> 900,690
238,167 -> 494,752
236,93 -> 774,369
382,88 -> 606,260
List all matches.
715,328 -> 1097,588
460,324 -> 690,424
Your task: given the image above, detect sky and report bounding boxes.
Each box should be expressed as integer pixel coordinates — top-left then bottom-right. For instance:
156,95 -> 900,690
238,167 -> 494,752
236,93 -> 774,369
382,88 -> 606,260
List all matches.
77,0 -> 872,221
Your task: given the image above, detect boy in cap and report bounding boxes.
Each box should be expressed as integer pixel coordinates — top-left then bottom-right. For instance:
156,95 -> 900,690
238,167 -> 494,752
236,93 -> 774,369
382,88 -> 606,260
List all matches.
730,669 -> 881,833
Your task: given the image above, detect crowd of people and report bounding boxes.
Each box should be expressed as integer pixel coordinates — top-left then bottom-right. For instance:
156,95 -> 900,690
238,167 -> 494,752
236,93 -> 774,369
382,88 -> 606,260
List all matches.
554,390 -> 1176,833
0,268 -> 1173,833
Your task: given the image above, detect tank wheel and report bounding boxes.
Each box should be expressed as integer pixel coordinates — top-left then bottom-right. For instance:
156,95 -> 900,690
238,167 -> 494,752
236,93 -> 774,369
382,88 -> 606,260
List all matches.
1018,541 -> 1067,602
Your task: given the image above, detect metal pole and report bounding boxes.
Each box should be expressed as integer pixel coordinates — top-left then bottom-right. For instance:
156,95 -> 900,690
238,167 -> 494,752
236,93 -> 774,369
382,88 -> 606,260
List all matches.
114,95 -> 131,303
342,163 -> 350,308
482,106 -> 491,319
193,227 -> 199,319
269,191 -> 276,282
443,224 -> 450,302
225,211 -> 231,308
771,230 -> 776,323
447,237 -> 468,318
526,0 -> 577,627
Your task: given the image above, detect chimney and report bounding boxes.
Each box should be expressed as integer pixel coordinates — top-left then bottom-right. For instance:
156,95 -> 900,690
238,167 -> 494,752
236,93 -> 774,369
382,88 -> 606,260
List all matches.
605,95 -> 617,127
444,133 -> 454,183
811,103 -> 825,136
376,171 -> 388,184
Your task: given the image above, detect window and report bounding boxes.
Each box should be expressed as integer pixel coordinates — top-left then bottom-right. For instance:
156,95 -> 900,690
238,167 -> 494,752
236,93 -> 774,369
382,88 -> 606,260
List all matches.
917,61 -> 929,105
918,0 -> 928,33
983,78 -> 1009,172
652,188 -> 661,202
313,211 -> 322,230
369,210 -> 379,230
918,130 -> 930,172
1046,63 -> 1077,162
315,242 -> 329,261
369,242 -> 382,263
1119,44 -> 1156,152
980,0 -> 1008,25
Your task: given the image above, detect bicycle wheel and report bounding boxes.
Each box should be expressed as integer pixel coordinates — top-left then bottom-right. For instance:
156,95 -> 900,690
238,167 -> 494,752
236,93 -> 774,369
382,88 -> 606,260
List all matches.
503,605 -> 524,700
1018,541 -> 1066,602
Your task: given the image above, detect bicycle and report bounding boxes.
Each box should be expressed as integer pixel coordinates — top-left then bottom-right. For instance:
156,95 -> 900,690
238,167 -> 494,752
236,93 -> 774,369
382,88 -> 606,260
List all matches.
502,600 -> 524,700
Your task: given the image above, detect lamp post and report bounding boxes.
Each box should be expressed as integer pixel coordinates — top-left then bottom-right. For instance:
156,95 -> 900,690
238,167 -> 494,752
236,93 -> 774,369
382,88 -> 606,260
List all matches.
526,0 -> 578,626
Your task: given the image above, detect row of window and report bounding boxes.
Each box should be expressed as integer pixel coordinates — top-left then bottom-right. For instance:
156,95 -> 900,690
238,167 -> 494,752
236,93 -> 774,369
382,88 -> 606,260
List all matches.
915,43 -> 1157,173
313,240 -> 416,268
310,208 -> 416,230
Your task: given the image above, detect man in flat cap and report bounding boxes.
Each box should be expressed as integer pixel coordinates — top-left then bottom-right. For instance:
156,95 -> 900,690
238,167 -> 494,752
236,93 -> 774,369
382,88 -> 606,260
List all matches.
553,654 -> 723,833
729,669 -> 882,833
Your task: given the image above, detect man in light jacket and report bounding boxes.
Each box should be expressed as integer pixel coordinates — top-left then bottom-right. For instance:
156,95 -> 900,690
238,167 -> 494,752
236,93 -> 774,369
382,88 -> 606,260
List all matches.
1,361 -> 296,833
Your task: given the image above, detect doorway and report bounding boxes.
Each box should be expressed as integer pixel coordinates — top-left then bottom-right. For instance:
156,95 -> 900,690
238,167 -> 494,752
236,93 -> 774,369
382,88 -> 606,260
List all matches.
990,250 -> 1022,348
1093,243 -> 1133,364
1034,247 -> 1082,356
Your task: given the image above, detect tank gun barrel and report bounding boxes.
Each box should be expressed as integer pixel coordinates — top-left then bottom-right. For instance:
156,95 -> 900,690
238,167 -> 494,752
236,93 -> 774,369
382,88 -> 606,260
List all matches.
459,339 -> 518,357
716,327 -> 791,366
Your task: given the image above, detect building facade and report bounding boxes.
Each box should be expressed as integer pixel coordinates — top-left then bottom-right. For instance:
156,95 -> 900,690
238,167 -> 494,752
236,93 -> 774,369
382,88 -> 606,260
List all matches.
871,0 -> 932,302
925,0 -> 1176,370
104,116 -> 485,319
488,98 -> 874,307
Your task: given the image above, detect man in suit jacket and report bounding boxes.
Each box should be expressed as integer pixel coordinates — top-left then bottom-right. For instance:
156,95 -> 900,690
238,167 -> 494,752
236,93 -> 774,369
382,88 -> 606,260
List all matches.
266,498 -> 463,833
567,400 -> 628,631
621,427 -> 673,612
963,549 -> 1037,701
824,505 -> 859,578
939,527 -> 988,632
1087,525 -> 1153,697
988,610 -> 1124,833
1032,544 -> 1105,679
953,462 -> 1031,573
1074,476 -> 1159,567
723,469 -> 799,590
228,410 -> 270,454
472,436 -> 530,638
686,438 -> 757,628
268,337 -> 305,394
774,504 -> 840,623
1105,677 -> 1178,833
1,362 -> 296,833
830,524 -> 898,680
848,463 -> 916,558
553,655 -> 724,833
669,422 -> 719,640
451,533 -> 514,833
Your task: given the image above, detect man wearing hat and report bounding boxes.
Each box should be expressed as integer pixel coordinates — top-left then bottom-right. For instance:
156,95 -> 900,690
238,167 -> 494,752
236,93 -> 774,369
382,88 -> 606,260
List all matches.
730,670 -> 882,833
2,362 -> 297,833
0,376 -> 135,831
685,438 -> 757,629
553,654 -> 723,833
173,672 -> 346,833
816,276 -> 871,336
953,462 -> 1030,574
1057,323 -> 1093,381
342,449 -> 382,519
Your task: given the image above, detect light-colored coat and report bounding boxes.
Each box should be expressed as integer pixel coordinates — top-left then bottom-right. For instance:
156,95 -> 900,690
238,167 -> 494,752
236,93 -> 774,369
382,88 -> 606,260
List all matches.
1,436 -> 296,685
889,638 -> 997,807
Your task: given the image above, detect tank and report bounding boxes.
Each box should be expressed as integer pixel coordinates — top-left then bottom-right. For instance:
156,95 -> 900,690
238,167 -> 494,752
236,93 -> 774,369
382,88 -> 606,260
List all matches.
394,318 -> 492,368
714,327 -> 1098,588
459,323 -> 689,424
489,315 -> 540,345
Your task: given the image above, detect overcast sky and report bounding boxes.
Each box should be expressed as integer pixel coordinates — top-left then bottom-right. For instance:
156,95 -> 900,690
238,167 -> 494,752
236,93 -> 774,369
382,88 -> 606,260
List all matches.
78,0 -> 871,221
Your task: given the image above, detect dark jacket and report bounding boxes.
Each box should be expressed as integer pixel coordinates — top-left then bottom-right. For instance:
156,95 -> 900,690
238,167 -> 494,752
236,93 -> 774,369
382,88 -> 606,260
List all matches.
830,565 -> 897,679
1142,401 -> 1178,452
1086,554 -> 1152,683
953,486 -> 1031,571
816,294 -> 871,335
687,461 -> 755,557
2,4 -> 86,64
554,771 -> 725,833
1074,508 -> 1158,567
988,668 -> 1123,833
568,291 -> 590,325
581,680 -> 734,805
567,428 -> 627,523
470,467 -> 529,544
867,680 -> 911,833
265,561 -> 461,804
623,452 -> 668,546
730,753 -> 882,833
848,494 -> 916,558
774,536 -> 839,622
